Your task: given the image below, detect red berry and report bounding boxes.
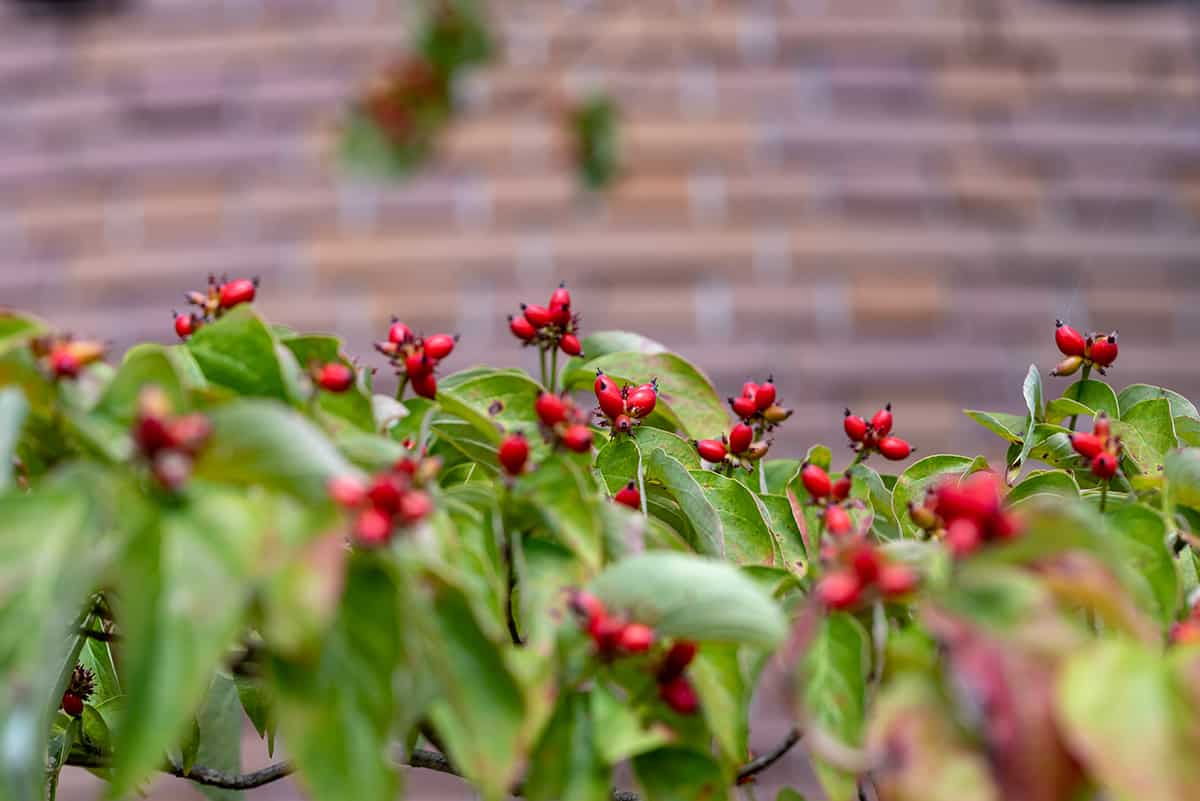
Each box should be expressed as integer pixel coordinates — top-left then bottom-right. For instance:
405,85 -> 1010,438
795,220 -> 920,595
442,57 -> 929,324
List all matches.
535,392 -> 568,426
831,475 -> 852,502
727,423 -> 753,454
871,404 -> 894,437
522,304 -> 553,329
618,622 -> 654,653
317,362 -> 355,393
551,303 -> 572,327
218,278 -> 256,309
166,414 -> 210,455
174,313 -> 196,339
878,564 -> 919,597
405,351 -> 434,378
393,457 -> 418,476
659,640 -> 698,681
877,436 -> 911,461
626,386 -> 657,418
614,480 -> 640,509
151,450 -> 192,490
355,507 -> 393,545
658,676 -> 699,715
800,463 -> 832,498
388,320 -> 414,344
328,475 -> 367,507
509,315 -> 537,341
816,570 -> 861,610
562,424 -> 593,453
62,692 -> 84,717
696,438 -> 728,463
559,333 -> 582,356
411,371 -> 438,399
1070,433 -> 1105,459
945,518 -> 982,557
754,381 -> 776,411
613,414 -> 634,434
397,490 -> 433,525
498,433 -> 529,476
850,545 -> 881,583
1091,451 -> 1118,480
590,614 -> 624,653
1093,412 -> 1111,440
49,347 -> 80,378
1089,333 -> 1118,367
549,283 -> 571,313
936,472 -> 1001,522
569,590 -> 605,623
741,382 -> 759,400
730,395 -> 758,420
367,474 -> 405,514
594,371 -> 616,395
1054,320 -> 1087,357
423,333 -> 457,360
135,415 -> 174,457
596,387 -> 627,420
843,411 -> 868,442
1171,620 -> 1200,646
824,504 -> 852,535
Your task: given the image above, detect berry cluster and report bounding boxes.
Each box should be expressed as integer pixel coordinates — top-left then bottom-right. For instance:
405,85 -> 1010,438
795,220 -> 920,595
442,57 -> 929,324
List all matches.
613,481 -> 641,510
173,275 -> 258,339
908,472 -> 1019,557
375,320 -> 458,400
694,422 -> 769,472
60,663 -> 95,718
843,404 -> 912,461
313,362 -> 357,393
815,536 -> 919,611
1051,320 -> 1118,377
593,371 -> 658,436
799,463 -> 855,535
569,591 -> 699,716
328,456 -> 438,546
509,283 -> 583,358
498,432 -> 529,476
1069,413 -> 1121,480
728,378 -> 791,429
133,388 -> 212,491
1170,600 -> 1200,646
30,335 -> 106,379
534,391 -> 595,453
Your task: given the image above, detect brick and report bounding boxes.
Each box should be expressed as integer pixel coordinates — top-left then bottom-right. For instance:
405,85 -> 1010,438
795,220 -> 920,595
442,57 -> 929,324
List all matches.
849,271 -> 944,329
945,151 -> 1043,224
934,62 -> 1031,112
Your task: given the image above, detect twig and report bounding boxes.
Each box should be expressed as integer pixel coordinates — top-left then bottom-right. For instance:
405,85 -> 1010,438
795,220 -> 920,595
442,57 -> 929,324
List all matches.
736,728 -> 802,782
78,627 -> 120,643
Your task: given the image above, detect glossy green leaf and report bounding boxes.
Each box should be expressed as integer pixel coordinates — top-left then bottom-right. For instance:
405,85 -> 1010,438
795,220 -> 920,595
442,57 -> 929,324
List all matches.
891,455 -> 976,537
435,368 -> 543,444
1022,364 -> 1044,422
1043,397 -> 1094,426
186,306 -> 293,400
1119,384 -> 1199,420
689,470 -> 778,566
963,410 -> 1027,443
1059,379 -> 1119,420
756,494 -> 808,575
633,426 -> 697,469
95,344 -> 191,424
590,552 -> 787,648
691,643 -> 754,764
1174,416 -> 1200,447
1006,470 -> 1079,506
192,675 -> 244,801
644,449 -> 724,557
524,692 -> 610,801
1105,505 -> 1178,624
578,330 -> 667,359
633,747 -> 729,801
518,453 -> 604,571
281,334 -> 374,432
596,437 -> 640,495
235,675 -> 275,756
1114,398 -> 1176,474
1166,448 -> 1200,512
589,685 -> 673,765
0,387 -> 28,491
850,463 -> 901,541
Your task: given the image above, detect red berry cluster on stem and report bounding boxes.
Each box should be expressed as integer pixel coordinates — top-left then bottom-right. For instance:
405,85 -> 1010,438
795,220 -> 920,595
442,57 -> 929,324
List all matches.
1170,598 -> 1200,646
498,432 -> 530,476
695,419 -> 770,473
133,387 -> 211,491
328,455 -> 439,546
509,282 -> 583,358
1069,413 -> 1121,480
173,274 -> 259,340
60,663 -> 95,718
594,371 -> 658,437
816,536 -> 919,611
799,463 -> 856,535
313,361 -> 357,394
30,335 -> 106,380
843,404 -> 912,462
534,391 -> 594,453
907,472 -> 1019,557
1051,320 -> 1118,377
374,319 -> 458,399
728,377 -> 791,430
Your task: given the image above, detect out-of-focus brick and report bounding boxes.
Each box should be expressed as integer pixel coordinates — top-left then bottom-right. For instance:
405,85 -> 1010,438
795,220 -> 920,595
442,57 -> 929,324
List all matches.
946,152 -> 1043,224
849,271 -> 944,329
934,62 -> 1031,112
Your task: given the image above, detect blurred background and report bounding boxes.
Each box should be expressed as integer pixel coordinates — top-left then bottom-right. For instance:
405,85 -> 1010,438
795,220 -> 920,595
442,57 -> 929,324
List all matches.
3,0 -> 1198,797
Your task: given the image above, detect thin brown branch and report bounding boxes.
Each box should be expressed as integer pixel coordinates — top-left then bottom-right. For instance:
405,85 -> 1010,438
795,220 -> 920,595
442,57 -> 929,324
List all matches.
737,727 -> 803,782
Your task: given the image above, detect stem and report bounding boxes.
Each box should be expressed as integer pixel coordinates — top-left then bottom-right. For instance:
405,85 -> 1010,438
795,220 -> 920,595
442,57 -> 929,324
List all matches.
757,463 -> 767,495
549,345 -> 559,394
847,450 -> 867,471
539,346 -> 548,389
1100,479 -> 1109,513
636,455 -> 648,517
737,728 -> 802,782
1069,364 -> 1091,432
868,602 -> 888,702
395,375 -> 408,402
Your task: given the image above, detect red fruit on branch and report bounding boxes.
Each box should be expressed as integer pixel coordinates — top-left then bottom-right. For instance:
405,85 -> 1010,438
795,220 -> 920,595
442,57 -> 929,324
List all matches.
61,692 -> 84,717
831,475 -> 852,502
1091,451 -> 1118,480
618,623 -> 654,653
871,403 -> 894,436
626,385 -> 657,418
522,304 -> 553,329
843,410 -> 868,442
877,436 -> 912,461
410,371 -> 438,399
945,517 -> 982,557
1054,320 -> 1087,357
696,439 -> 728,463
816,570 -> 861,610
135,415 -> 174,458
850,545 -> 881,582
658,676 -> 699,715
824,504 -> 852,534
355,507 -> 393,545
498,433 -> 529,476
559,333 -> 582,356
388,320 -> 414,344
659,640 -> 698,681
1070,433 -> 1105,459
328,475 -> 367,507
728,423 -> 753,455
174,313 -> 198,339
594,371 -> 616,395
569,590 -> 605,623
49,347 -> 81,378
405,351 -> 434,378
614,480 -> 641,509
562,424 -> 594,453
397,490 -> 433,525
754,380 -> 776,411
218,278 -> 257,309
596,387 -> 627,420
423,333 -> 458,360
878,564 -> 919,597
549,283 -> 571,312
613,414 -> 634,434
316,362 -> 355,392
1093,412 -> 1111,439
730,395 -> 758,420
1052,356 -> 1083,377
367,475 -> 405,514
509,315 -> 537,341
1089,333 -> 1118,367
800,463 -> 832,498
535,392 -> 568,426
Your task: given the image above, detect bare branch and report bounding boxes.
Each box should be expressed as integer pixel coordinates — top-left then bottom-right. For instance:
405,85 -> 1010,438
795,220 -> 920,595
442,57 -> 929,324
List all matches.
737,727 -> 803,782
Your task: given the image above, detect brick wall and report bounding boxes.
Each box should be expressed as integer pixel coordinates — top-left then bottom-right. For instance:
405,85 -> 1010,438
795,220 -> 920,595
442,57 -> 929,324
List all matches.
3,0 -> 1199,462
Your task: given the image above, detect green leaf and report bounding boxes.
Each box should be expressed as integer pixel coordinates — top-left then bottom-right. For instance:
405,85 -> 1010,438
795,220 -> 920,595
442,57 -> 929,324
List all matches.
1056,641 -> 1200,801
689,470 -> 779,567
194,400 -> 358,499
1022,364 -> 1044,422
518,453 -> 604,571
578,330 -> 667,359
95,344 -> 189,424
963,410 -> 1027,443
756,494 -> 808,575
1006,470 -> 1079,506
1043,397 -> 1094,426
235,675 -> 275,755
644,449 -> 724,557
80,703 -> 113,759
0,387 -> 28,491
0,311 -> 45,353
79,637 -> 121,706
1105,505 -> 1178,624
799,613 -> 870,801
1114,398 -> 1177,473
850,463 -> 901,541
1059,379 -> 1119,420
565,351 -> 726,439
633,747 -> 729,801
1175,416 -> 1200,447
281,334 -> 374,432
1119,384 -> 1199,420
192,675 -> 245,801
776,790 -> 811,801
1166,448 -> 1200,512
891,455 -> 976,537
691,643 -> 755,764
436,368 -> 543,441
186,306 -> 293,400
596,437 -> 640,495
589,685 -> 672,764
524,692 -> 610,801
589,552 -> 787,648
633,426 -> 698,469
